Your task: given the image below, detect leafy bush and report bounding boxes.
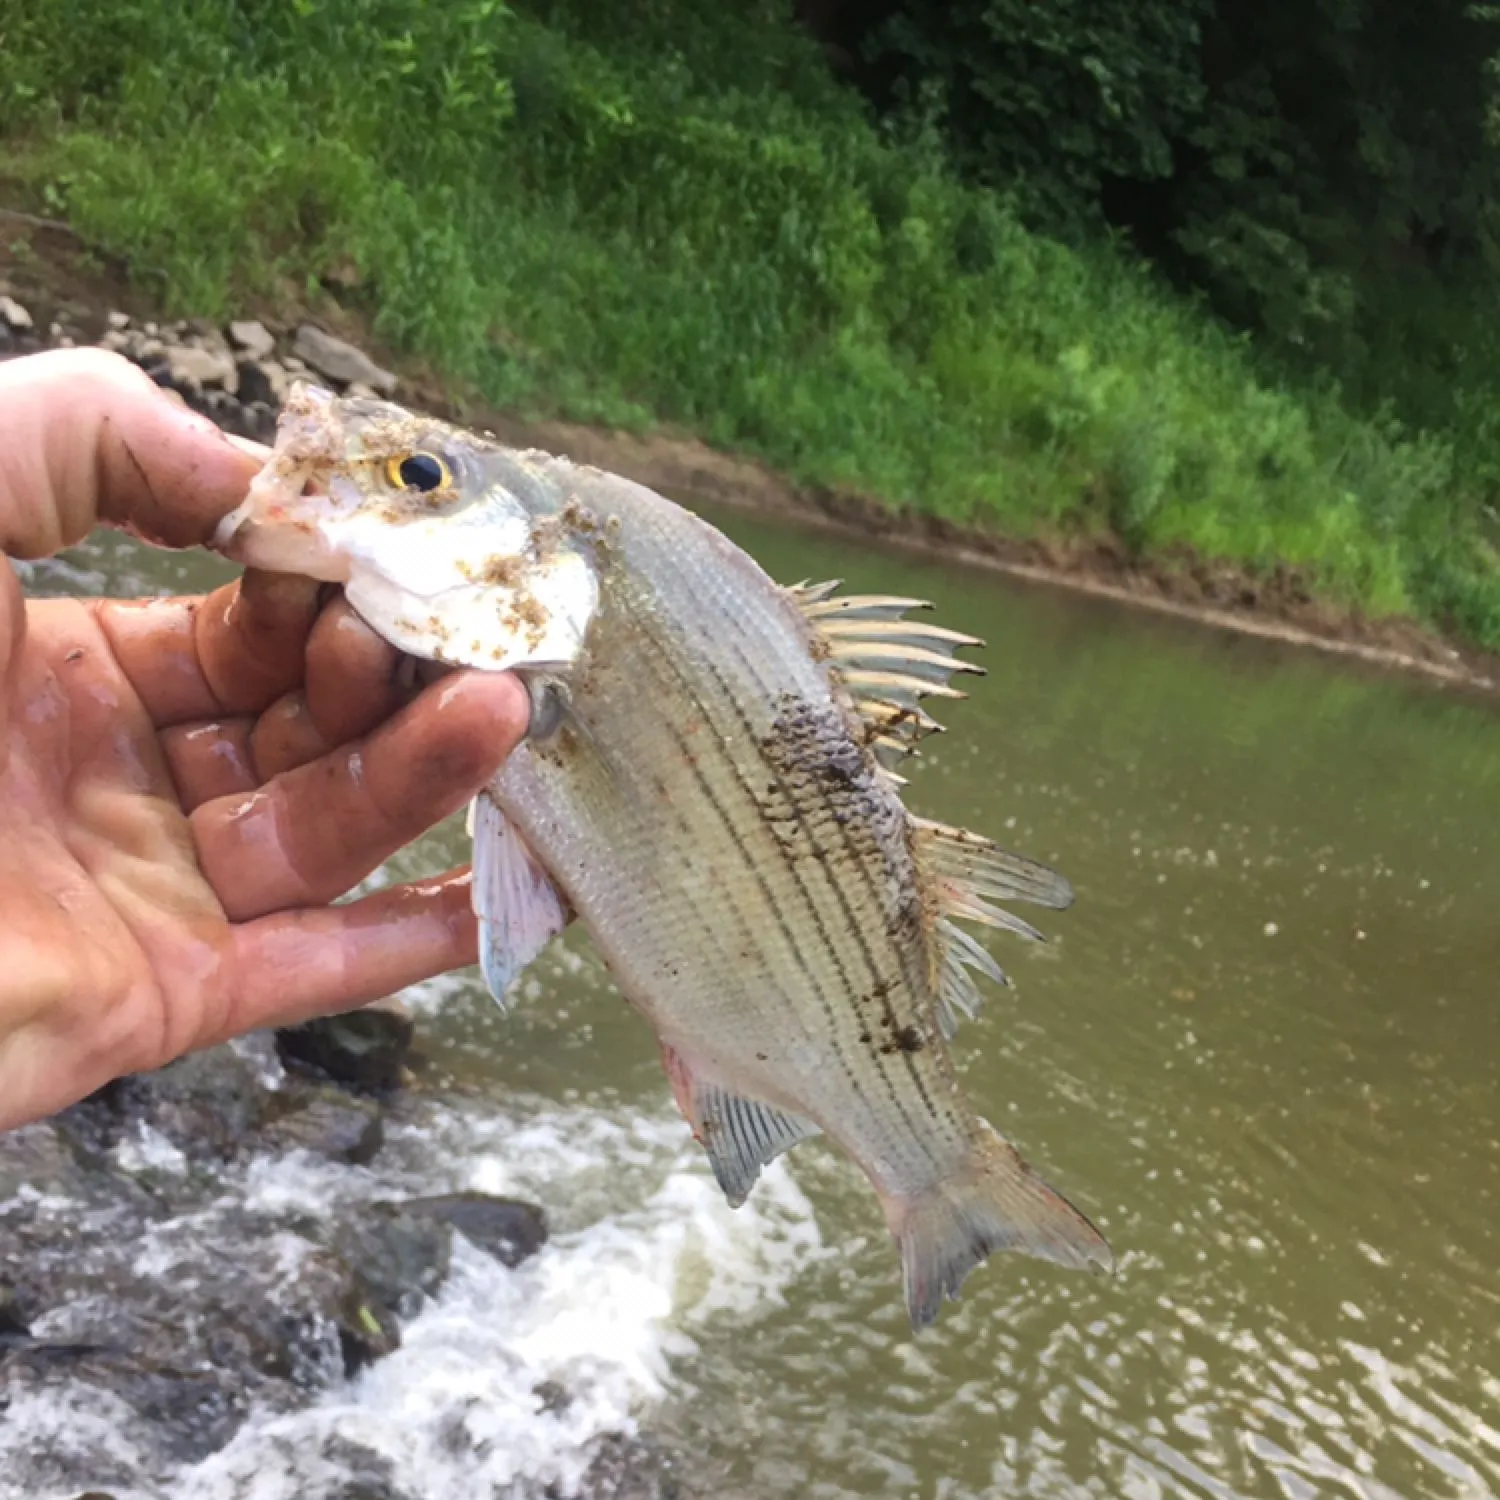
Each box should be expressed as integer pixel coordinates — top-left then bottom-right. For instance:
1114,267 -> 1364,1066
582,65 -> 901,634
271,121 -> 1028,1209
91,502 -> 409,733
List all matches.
1,0 -> 1495,643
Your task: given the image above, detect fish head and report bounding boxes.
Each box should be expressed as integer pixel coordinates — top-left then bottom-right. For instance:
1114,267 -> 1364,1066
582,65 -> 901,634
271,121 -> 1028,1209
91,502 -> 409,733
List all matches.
213,382 -> 599,671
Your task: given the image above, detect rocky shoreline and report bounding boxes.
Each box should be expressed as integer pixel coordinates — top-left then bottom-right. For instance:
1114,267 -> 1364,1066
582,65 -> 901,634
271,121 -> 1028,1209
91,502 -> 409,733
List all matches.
0,1009 -> 689,1500
3,288 -> 1498,700
2,295 -> 702,1500
0,294 -> 396,446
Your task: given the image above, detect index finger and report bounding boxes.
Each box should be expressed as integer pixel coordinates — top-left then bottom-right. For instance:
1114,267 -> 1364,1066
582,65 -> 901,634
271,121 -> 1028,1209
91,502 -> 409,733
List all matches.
95,568 -> 324,725
0,347 -> 260,558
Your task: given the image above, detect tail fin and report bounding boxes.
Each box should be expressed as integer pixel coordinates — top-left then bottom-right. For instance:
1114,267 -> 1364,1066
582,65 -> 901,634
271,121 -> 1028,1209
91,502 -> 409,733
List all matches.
892,1121 -> 1112,1329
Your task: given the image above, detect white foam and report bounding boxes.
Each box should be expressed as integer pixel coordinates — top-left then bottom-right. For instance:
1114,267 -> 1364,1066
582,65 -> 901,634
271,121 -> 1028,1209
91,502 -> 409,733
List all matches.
2,1091 -> 823,1500
0,1386 -> 155,1500
169,1096 -> 821,1498
112,1120 -> 189,1177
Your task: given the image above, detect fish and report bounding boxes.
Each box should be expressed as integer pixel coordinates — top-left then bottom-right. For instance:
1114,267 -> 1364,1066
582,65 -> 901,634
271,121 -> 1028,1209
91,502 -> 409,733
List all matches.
214,382 -> 1113,1327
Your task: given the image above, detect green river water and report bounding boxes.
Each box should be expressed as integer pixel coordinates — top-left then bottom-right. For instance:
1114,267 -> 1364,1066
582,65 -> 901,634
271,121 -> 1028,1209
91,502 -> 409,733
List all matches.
30,503 -> 1500,1500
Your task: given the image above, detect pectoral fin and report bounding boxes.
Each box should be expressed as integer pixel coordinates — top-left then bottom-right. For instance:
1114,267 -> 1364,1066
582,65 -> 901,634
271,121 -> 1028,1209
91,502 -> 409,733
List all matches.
469,793 -> 571,1008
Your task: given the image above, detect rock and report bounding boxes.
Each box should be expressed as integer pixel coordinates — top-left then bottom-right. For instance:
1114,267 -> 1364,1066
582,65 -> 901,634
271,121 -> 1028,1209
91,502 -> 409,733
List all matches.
241,400 -> 280,442
161,342 -> 238,396
182,1233 -> 403,1381
0,1081 -> 464,1491
332,1279 -> 402,1376
10,1222 -> 393,1461
259,1086 -> 384,1165
572,1433 -> 693,1500
401,1192 -> 548,1269
110,1043 -> 274,1161
100,328 -> 165,363
313,1438 -> 417,1500
46,1036 -> 285,1181
276,1001 -> 416,1095
532,1378 -> 571,1415
293,324 -> 397,396
214,398 -> 278,443
0,1277 -> 31,1339
228,318 -> 276,360
106,309 -> 130,331
332,1205 -> 452,1322
236,356 -> 289,408
199,388 -> 245,429
344,380 -> 379,400
5,1329 -> 247,1470
0,1121 -> 89,1199
0,293 -> 34,330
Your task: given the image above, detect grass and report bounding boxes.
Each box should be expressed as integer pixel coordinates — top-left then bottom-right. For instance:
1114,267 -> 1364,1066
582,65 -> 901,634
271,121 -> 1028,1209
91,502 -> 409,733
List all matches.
1,0 -> 1496,647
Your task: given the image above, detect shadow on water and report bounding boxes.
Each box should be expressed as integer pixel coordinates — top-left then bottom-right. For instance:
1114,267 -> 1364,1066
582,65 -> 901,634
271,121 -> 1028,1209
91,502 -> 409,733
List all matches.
12,504 -> 1500,1500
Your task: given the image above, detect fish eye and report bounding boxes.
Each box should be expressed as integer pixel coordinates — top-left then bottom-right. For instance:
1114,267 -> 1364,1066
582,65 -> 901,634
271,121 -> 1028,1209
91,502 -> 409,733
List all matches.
385,451 -> 452,493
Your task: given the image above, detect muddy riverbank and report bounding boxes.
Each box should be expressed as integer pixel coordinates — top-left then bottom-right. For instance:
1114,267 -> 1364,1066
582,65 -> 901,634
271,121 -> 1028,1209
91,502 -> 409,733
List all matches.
2,228 -> 1495,703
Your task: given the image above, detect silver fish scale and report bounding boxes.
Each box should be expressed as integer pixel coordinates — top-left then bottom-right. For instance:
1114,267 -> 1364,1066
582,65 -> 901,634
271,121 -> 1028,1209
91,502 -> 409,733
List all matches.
491,464 -> 982,1200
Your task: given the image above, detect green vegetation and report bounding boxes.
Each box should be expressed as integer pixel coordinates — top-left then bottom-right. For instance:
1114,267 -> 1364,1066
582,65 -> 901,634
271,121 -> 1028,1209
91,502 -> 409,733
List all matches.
834,2 -> 1497,356
1,0 -> 1497,644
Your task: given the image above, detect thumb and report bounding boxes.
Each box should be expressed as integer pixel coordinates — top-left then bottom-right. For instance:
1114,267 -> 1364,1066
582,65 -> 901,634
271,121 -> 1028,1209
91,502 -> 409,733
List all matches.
0,347 -> 260,559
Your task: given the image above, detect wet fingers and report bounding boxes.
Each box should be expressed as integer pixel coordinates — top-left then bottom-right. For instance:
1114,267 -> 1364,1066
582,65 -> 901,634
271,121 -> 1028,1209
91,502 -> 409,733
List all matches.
190,669 -> 529,921
194,568 -> 323,714
303,597 -> 409,745
99,568 -> 323,727
250,691 -> 334,779
159,719 -> 259,807
217,870 -> 477,1038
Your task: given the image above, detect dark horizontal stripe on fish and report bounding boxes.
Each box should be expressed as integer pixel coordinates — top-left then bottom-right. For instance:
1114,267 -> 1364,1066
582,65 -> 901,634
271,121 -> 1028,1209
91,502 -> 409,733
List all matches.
706,585 -> 971,1141
662,577 -> 950,1158
607,617 -> 804,1021
628,605 -> 874,1108
705,645 -> 952,1149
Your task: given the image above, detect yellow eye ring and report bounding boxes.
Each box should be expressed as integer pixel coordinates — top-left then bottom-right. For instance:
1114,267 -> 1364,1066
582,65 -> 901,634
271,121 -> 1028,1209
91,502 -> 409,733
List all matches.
385,451 -> 452,493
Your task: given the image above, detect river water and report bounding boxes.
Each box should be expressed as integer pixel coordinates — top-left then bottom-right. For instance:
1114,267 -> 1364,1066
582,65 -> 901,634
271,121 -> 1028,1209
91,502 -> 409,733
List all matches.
13,504 -> 1500,1500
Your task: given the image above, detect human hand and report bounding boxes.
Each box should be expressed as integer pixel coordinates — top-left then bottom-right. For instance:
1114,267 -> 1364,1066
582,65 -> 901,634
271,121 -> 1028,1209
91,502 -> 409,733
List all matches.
0,349 -> 531,1129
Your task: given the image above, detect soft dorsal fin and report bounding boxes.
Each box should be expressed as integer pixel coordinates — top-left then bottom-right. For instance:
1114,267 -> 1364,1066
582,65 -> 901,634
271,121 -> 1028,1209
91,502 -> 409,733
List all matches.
660,1043 -> 820,1208
910,817 -> 1075,1039
470,793 -> 572,1009
789,579 -> 983,768
913,817 -> 1075,911
791,579 -> 1074,1037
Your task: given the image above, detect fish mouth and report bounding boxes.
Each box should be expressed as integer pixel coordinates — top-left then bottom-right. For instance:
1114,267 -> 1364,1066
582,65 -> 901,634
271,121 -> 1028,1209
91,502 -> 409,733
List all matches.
212,383 -> 357,577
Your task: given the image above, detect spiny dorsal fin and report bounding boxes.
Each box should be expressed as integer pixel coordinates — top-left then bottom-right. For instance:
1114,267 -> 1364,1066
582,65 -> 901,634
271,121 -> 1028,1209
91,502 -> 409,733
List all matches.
911,817 -> 1074,1038
660,1042 -> 820,1208
788,579 -> 983,767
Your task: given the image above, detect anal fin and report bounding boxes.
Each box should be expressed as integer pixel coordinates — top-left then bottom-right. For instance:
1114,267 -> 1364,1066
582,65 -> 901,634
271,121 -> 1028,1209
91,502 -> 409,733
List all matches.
660,1044 -> 820,1208
470,792 -> 570,1009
